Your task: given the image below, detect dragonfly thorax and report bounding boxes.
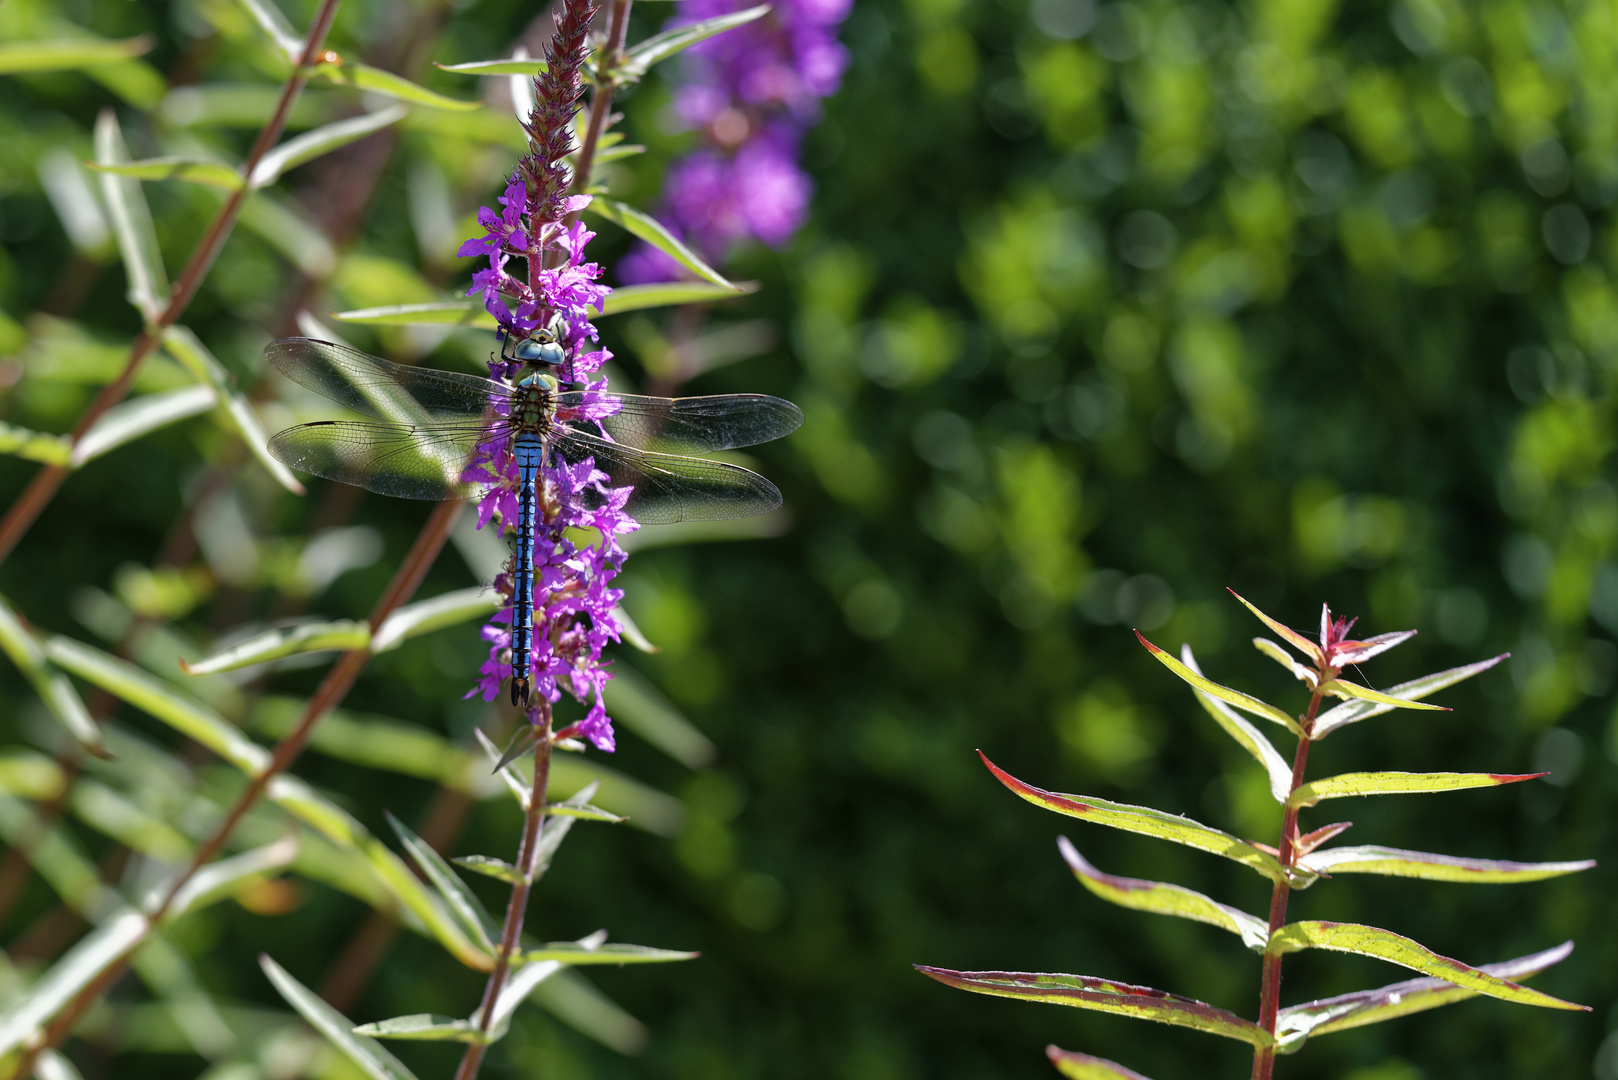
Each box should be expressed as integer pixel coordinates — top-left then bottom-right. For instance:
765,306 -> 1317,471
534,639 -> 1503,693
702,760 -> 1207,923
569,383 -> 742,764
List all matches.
510,370 -> 559,435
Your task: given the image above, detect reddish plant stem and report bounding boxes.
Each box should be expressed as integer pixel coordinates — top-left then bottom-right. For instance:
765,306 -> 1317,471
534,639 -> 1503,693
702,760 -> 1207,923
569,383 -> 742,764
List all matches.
3,499 -> 463,1080
453,710 -> 554,1080
570,0 -> 633,219
1250,684 -> 1328,1080
0,0 -> 343,569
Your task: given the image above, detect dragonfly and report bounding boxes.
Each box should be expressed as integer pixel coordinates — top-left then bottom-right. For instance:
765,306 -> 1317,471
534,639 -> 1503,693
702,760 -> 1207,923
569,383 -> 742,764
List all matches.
264,332 -> 803,707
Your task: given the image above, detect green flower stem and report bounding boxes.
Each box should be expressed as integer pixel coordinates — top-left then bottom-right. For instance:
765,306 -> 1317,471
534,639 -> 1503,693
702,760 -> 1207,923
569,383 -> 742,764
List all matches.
1251,682 -> 1328,1080
454,710 -> 555,1080
0,0 -> 344,570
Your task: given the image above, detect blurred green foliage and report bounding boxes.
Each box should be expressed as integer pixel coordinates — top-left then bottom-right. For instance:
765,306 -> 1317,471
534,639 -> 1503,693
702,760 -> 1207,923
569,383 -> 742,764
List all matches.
0,0 -> 1615,1076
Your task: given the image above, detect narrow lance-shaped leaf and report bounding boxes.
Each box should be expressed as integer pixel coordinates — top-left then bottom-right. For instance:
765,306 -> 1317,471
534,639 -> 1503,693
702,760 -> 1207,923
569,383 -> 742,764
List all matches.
1058,837 -> 1269,952
1047,1046 -> 1155,1080
0,594 -> 106,756
0,421 -> 73,465
307,61 -> 482,111
1289,771 -> 1542,808
0,36 -> 153,74
162,326 -> 305,492
1252,637 -> 1316,687
387,811 -> 498,952
350,1014 -> 483,1043
249,106 -> 409,189
523,967 -> 649,1053
1317,678 -> 1448,712
435,56 -> 549,75
87,157 -> 244,192
1268,921 -> 1587,1011
604,664 -> 715,768
1297,843 -> 1595,884
615,5 -> 772,80
1312,654 -> 1507,738
586,199 -> 738,288
259,955 -> 421,1080
94,109 -> 169,321
71,385 -> 219,466
980,753 -> 1288,883
1182,645 -> 1291,802
182,620 -> 370,675
454,855 -> 527,884
915,967 -> 1273,1047
1275,941 -> 1575,1051
1137,632 -> 1301,735
514,941 -> 699,966
1227,588 -> 1323,664
234,0 -> 302,61
372,587 -> 501,653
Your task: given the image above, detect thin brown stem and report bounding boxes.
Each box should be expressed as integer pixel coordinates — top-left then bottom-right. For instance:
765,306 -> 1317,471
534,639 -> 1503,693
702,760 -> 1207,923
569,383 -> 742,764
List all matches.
454,708 -> 554,1080
2,499 -> 463,1080
571,0 -> 632,212
0,0 -> 343,569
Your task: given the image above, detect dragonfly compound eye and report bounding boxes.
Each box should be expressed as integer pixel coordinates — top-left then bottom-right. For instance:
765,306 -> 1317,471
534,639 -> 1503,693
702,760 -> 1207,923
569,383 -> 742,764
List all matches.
514,338 -> 566,365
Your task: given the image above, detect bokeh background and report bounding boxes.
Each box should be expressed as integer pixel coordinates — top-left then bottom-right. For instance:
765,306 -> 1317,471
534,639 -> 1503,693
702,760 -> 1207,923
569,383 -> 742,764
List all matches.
1,0 -> 1615,1077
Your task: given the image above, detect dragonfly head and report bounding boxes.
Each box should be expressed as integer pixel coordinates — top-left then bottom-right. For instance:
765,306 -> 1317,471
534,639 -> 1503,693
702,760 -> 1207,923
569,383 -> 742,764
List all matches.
503,321 -> 568,368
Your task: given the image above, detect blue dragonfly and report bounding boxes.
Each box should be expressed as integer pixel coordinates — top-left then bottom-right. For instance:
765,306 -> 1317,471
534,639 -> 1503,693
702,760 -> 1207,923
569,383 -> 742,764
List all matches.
264,331 -> 803,706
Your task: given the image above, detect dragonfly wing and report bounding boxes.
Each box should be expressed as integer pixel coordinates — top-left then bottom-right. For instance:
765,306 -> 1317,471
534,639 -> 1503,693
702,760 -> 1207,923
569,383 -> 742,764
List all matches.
268,420 -> 491,500
554,430 -> 783,524
266,337 -> 507,425
557,391 -> 803,453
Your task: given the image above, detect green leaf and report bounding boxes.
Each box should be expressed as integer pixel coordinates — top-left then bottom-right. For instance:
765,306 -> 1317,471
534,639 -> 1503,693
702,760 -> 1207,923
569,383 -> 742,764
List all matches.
351,1014 -> 484,1043
70,780 -> 191,860
94,109 -> 170,321
238,191 -> 338,278
1227,588 -> 1323,664
549,780 -> 626,824
524,967 -> 648,1053
914,966 -> 1272,1047
233,0 -> 302,60
1058,837 -> 1269,952
981,752 -> 1290,884
1268,921 -> 1587,1011
454,854 -> 527,884
1317,678 -> 1449,712
71,385 -> 219,465
372,587 -> 500,652
434,57 -> 549,75
251,697 -> 491,794
162,325 -> 306,493
0,909 -> 148,1058
1046,1046 -> 1155,1080
167,835 -> 299,917
1275,941 -> 1575,1051
604,665 -> 715,768
259,955 -> 422,1080
387,811 -> 499,952
333,299 -> 497,328
614,5 -> 771,80
1252,637 -> 1315,686
1289,770 -> 1542,807
586,199 -> 738,288
43,634 -> 269,775
0,36 -> 153,73
606,280 -> 758,313
1136,631 -> 1301,736
182,619 -> 370,674
308,61 -> 482,110
1296,843 -> 1595,883
0,752 -> 67,800
33,1050 -> 86,1080
86,157 -> 245,191
249,106 -> 409,189
0,594 -> 106,757
1312,654 -> 1507,739
1181,645 -> 1291,802
0,420 -> 73,465
514,941 -> 699,966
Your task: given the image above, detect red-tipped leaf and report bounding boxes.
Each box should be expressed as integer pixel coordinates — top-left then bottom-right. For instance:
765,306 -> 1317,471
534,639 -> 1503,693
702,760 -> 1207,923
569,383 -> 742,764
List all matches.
1297,844 -> 1595,883
1047,1046 -> 1155,1080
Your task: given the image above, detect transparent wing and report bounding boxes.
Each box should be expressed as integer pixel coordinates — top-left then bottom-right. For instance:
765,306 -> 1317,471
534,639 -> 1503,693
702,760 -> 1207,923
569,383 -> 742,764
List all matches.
557,391 -> 803,453
267,420 -> 496,500
554,429 -> 783,524
266,337 -> 507,424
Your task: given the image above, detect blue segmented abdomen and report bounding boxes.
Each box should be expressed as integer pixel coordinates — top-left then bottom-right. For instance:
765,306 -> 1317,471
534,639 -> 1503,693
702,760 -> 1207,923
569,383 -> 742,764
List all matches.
511,433 -> 545,690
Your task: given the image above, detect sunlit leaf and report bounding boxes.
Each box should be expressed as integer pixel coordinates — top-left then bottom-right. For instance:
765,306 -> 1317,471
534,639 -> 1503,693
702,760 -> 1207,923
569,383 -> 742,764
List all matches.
0,910 -> 146,1058
1313,655 -> 1507,739
1289,770 -> 1542,807
614,6 -> 771,80
1268,921 -> 1586,1011
0,751 -> 67,799
333,299 -> 497,328
1252,637 -> 1315,686
0,594 -> 106,756
372,587 -> 500,652
72,385 -> 219,466
1046,1046 -> 1154,1080
33,1050 -> 86,1080
162,326 -> 305,492
0,420 -> 73,465
525,968 -> 647,1053
549,780 -> 626,824
308,61 -> 481,110
606,280 -> 758,313
514,941 -> 699,966
435,57 -> 549,75
915,966 -> 1272,1046
182,620 -> 370,674
387,811 -> 499,952
604,665 -> 715,768
454,854 -> 526,884
1058,837 -> 1269,952
586,199 -> 737,288
249,106 -> 409,189
86,157 -> 245,191
259,955 -> 422,1080
980,753 -> 1289,884
43,634 -> 270,775
1137,632 -> 1300,735
0,36 -> 153,73
1182,645 -> 1291,802
167,835 -> 299,917
71,780 -> 191,860
1227,588 -> 1322,664
94,109 -> 170,321
1317,678 -> 1448,711
1275,941 -> 1576,1051
234,0 -> 303,60
1296,843 -> 1595,884
351,1014 -> 484,1043
1332,628 -> 1418,665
